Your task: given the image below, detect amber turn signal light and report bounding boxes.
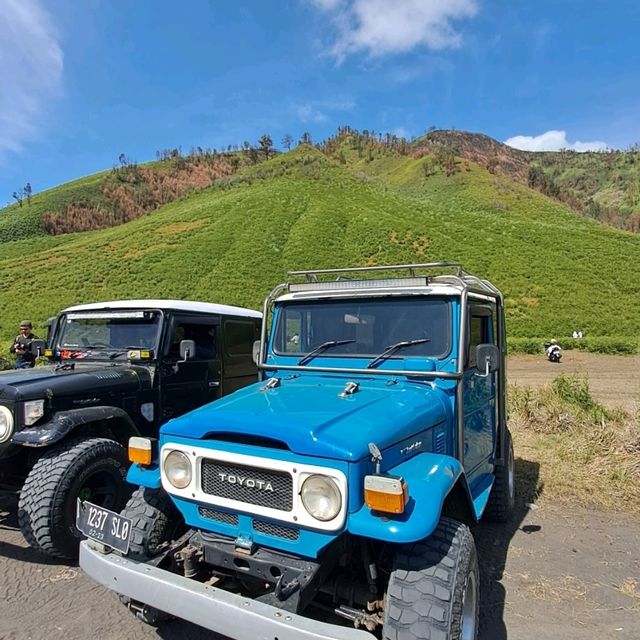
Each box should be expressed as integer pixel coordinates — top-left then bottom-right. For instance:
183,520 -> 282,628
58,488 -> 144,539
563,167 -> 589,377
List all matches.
364,474 -> 408,514
128,436 -> 153,466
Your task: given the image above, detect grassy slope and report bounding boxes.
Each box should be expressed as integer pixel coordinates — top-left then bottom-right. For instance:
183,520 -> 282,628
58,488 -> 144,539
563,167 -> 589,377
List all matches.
537,150 -> 640,217
0,148 -> 638,349
0,171 -> 110,242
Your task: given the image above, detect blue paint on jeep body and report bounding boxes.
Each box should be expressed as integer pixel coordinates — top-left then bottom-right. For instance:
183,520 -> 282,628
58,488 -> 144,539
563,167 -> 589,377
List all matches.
161,374 -> 451,461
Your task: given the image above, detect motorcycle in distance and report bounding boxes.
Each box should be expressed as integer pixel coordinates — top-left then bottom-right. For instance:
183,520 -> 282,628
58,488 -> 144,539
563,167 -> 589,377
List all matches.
544,339 -> 562,363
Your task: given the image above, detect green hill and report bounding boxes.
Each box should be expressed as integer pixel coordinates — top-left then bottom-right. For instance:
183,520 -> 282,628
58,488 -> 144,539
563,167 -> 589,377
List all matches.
1,145 -> 638,357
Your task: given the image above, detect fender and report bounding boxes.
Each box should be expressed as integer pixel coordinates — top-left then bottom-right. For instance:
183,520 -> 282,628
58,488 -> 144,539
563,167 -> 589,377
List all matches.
11,406 -> 139,448
127,461 -> 161,489
348,452 -> 474,544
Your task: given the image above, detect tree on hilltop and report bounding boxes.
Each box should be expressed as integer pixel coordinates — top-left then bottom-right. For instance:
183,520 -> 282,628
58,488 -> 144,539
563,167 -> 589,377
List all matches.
259,134 -> 273,159
282,134 -> 293,151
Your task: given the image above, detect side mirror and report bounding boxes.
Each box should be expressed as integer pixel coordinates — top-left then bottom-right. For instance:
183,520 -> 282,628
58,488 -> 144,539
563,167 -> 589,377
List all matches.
173,339 -> 196,373
252,340 -> 261,366
179,340 -> 196,361
475,343 -> 500,377
30,339 -> 46,358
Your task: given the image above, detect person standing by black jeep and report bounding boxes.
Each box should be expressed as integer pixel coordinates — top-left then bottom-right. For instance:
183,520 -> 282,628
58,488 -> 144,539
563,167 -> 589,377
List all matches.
9,321 -> 40,369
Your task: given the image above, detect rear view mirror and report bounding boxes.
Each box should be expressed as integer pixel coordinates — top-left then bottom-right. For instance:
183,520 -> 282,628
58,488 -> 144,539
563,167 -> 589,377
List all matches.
475,343 -> 500,377
252,340 -> 261,366
29,339 -> 46,358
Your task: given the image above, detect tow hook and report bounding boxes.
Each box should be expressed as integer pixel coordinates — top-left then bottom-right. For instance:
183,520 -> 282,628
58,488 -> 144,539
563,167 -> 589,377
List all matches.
274,575 -> 301,601
127,600 -> 170,625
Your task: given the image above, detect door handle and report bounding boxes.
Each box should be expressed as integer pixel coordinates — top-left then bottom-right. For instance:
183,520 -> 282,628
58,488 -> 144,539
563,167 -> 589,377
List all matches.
208,381 -> 220,388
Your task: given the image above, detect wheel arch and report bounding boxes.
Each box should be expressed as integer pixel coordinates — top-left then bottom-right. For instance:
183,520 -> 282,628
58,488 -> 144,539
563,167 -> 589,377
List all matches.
12,407 -> 140,448
348,452 -> 477,544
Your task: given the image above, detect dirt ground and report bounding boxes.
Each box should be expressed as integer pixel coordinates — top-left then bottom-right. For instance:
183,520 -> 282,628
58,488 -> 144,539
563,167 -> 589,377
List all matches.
507,351 -> 640,411
0,353 -> 638,640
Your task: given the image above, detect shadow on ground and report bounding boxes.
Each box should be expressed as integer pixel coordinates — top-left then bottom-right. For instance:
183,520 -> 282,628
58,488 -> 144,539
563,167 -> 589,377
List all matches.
0,493 -> 65,565
476,457 -> 542,640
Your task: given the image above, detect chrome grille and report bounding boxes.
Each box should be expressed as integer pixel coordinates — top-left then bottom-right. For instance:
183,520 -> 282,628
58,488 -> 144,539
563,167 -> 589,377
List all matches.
200,459 -> 293,511
253,519 -> 300,541
198,507 -> 238,526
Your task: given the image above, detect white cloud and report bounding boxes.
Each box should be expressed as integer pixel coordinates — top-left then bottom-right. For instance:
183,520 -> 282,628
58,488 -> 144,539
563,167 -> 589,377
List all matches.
296,98 -> 355,124
504,130 -> 608,152
310,0 -> 479,61
297,104 -> 330,123
0,0 -> 63,157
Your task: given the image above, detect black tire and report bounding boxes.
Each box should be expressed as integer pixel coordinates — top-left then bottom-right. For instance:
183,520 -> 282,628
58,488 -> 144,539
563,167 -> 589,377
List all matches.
121,486 -> 185,560
383,517 -> 479,640
484,429 -> 515,522
18,437 -> 129,559
118,487 -> 185,625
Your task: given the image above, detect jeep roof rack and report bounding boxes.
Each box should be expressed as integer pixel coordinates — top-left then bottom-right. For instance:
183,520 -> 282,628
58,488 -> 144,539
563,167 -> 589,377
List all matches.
285,262 -> 501,298
288,262 -> 465,281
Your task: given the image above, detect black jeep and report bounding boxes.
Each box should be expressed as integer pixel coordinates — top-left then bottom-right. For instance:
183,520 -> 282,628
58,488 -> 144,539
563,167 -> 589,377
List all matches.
0,299 -> 261,559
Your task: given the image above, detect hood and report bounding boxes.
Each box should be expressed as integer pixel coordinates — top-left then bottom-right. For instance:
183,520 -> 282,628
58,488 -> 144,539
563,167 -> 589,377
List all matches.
162,374 -> 449,461
0,363 -> 148,401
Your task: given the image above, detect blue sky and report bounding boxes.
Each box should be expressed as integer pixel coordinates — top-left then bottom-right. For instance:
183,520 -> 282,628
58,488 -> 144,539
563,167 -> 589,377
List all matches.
1,0 -> 639,201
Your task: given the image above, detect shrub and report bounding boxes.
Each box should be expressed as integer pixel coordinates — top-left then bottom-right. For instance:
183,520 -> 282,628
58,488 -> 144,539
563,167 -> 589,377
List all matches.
509,376 -> 640,510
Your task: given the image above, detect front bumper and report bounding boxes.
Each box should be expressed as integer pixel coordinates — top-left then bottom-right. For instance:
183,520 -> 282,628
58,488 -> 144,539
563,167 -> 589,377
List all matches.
80,541 -> 374,640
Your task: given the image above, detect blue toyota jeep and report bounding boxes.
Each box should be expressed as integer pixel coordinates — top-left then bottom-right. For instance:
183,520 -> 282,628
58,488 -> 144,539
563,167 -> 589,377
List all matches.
80,263 -> 515,640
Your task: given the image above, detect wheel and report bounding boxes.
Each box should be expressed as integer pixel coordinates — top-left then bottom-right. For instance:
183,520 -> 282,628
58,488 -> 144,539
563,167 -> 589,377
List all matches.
484,428 -> 515,522
18,437 -> 129,559
383,517 -> 479,640
118,487 -> 185,625
121,486 -> 184,560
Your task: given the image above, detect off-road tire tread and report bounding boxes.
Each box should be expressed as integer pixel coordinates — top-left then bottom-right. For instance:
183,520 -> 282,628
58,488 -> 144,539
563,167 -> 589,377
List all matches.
18,437 -> 127,559
383,517 -> 478,640
485,429 -> 515,522
118,487 -> 183,625
121,486 -> 183,560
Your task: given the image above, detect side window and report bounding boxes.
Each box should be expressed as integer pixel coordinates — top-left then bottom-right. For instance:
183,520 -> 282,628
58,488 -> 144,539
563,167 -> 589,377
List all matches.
467,307 -> 494,368
224,321 -> 256,357
169,319 -> 217,360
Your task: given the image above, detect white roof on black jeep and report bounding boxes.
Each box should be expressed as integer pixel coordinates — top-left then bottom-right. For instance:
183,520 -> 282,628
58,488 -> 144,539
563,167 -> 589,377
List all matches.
62,299 -> 262,319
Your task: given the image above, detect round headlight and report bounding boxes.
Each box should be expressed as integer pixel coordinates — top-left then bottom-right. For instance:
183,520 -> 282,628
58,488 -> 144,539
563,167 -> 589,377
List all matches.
0,406 -> 14,444
163,450 -> 192,489
300,474 -> 341,521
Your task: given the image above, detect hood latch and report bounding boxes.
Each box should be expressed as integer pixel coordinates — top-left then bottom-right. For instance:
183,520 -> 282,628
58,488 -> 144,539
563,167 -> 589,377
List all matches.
339,381 -> 359,398
261,377 -> 281,392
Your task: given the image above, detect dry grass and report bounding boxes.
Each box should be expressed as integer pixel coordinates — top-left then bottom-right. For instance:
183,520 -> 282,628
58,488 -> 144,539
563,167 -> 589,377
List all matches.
525,575 -> 589,603
509,375 -> 640,512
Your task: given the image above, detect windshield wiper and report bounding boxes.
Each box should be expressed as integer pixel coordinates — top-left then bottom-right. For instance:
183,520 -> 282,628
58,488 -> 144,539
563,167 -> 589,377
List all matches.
297,340 -> 355,366
367,338 -> 431,369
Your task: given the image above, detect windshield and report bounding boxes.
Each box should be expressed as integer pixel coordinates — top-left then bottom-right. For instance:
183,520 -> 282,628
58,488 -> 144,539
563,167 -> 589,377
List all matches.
274,297 -> 451,360
57,311 -> 162,357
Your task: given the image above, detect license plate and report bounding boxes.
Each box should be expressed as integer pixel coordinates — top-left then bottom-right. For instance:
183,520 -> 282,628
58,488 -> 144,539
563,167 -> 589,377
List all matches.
76,500 -> 132,554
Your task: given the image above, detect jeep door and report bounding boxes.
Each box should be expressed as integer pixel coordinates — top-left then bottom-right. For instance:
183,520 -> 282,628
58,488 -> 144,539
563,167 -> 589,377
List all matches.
462,302 -> 498,489
160,314 -> 221,421
221,317 -> 261,395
